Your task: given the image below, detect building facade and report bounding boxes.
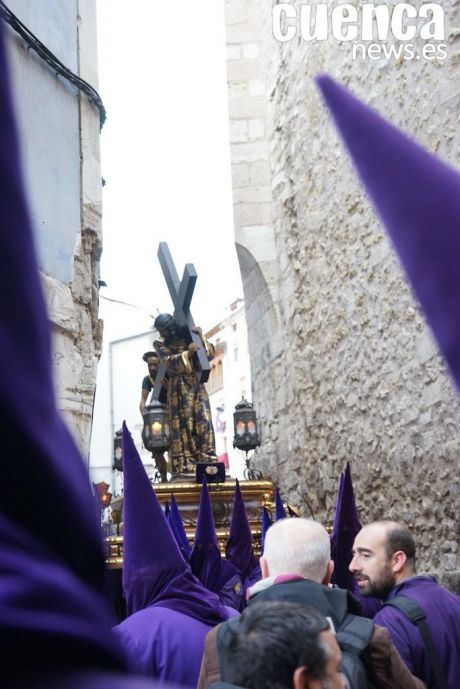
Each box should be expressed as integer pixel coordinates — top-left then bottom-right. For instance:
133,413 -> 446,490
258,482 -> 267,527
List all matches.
223,0 -> 460,589
4,0 -> 103,459
206,298 -> 253,478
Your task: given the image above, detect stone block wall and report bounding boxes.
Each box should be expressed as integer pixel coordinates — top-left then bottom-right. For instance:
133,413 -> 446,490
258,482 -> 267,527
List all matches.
224,0 -> 460,586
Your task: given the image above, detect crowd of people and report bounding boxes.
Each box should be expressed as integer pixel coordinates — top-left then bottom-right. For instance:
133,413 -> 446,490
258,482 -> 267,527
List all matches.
1,13 -> 460,689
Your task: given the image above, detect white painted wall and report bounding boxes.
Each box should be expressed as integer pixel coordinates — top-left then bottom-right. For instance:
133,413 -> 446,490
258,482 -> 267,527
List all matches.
207,299 -> 253,478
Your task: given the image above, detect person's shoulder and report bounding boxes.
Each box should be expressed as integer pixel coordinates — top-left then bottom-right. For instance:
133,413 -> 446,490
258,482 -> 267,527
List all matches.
142,375 -> 152,389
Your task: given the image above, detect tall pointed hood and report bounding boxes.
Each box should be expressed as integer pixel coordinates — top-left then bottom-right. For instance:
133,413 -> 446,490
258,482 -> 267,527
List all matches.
274,487 -> 287,521
169,493 -> 192,561
317,75 -> 460,394
190,478 -> 223,591
261,506 -> 273,554
330,464 -> 382,616
189,479 -> 243,610
330,463 -> 361,591
121,423 -> 229,625
226,480 -> 260,588
0,20 -> 128,680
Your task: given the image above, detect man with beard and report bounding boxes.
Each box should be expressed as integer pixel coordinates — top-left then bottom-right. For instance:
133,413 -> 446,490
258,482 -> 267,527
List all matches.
350,521 -> 460,689
198,518 -> 425,689
153,313 -> 216,476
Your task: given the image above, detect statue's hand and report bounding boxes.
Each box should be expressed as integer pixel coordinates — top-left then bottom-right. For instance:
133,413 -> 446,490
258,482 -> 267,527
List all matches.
192,326 -> 203,337
188,342 -> 200,355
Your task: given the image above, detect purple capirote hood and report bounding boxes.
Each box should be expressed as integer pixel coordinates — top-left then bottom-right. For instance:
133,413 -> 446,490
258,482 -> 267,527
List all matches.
121,423 -> 230,626
226,480 -> 259,584
274,487 -> 287,520
190,478 -> 224,592
0,18 -> 128,681
168,492 -> 192,561
317,74 -> 460,395
330,463 -> 361,591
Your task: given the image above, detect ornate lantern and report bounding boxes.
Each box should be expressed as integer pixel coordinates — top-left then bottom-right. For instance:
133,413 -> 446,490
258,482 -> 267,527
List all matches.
142,399 -> 171,453
94,481 -> 112,510
233,398 -> 261,452
113,427 -> 123,471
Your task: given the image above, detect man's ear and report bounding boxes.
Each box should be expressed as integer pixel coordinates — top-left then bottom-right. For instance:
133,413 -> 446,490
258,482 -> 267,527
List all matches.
260,556 -> 269,579
322,559 -> 334,586
293,666 -> 317,689
391,550 -> 407,575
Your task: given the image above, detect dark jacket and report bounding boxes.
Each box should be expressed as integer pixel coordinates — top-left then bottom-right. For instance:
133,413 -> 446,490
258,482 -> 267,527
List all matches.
197,579 -> 426,689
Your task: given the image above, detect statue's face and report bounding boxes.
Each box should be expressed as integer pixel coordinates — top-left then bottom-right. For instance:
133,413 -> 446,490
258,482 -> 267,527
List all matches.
159,319 -> 178,342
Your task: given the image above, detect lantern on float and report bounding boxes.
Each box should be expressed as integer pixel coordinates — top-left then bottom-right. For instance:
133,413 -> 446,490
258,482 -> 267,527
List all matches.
142,399 -> 171,454
113,428 -> 123,471
233,398 -> 261,452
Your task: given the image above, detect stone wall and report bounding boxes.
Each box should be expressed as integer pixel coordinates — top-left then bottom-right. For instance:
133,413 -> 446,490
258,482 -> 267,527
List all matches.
224,0 -> 460,586
5,0 -> 102,459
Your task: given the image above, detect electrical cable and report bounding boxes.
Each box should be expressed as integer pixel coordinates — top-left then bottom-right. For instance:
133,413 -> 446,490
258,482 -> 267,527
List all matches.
0,1 -> 106,128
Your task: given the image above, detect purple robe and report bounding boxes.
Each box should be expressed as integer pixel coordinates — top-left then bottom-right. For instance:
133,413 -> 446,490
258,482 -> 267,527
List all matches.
114,605 -> 237,688
373,576 -> 460,689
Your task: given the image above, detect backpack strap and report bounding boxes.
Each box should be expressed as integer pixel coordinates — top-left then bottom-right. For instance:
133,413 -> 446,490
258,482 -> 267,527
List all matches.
336,614 -> 374,655
384,595 -> 448,689
336,615 -> 378,688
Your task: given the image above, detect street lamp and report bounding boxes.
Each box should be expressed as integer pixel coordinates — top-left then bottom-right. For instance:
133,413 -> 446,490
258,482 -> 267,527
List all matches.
233,398 -> 262,479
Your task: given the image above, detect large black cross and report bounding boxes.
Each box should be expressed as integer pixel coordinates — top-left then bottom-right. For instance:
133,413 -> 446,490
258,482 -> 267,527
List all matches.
152,242 -> 210,399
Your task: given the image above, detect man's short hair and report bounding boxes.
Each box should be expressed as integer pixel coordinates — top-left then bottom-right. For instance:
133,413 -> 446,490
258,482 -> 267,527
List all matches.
385,523 -> 417,570
263,518 -> 331,583
142,351 -> 158,363
225,601 -> 330,689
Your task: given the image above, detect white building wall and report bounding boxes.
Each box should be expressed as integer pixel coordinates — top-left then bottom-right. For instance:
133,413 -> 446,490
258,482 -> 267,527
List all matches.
207,299 -> 253,478
89,301 -> 156,493
4,0 -> 103,459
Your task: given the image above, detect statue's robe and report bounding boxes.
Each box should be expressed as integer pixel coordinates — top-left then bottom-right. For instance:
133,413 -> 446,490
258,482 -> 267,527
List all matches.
154,335 -> 216,474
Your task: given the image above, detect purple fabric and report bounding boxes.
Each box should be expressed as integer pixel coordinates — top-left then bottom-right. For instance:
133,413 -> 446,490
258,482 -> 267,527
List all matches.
121,423 -> 229,625
374,576 -> 460,689
217,562 -> 244,611
261,506 -> 272,554
317,75 -> 460,394
169,493 -> 192,561
0,514 -> 127,677
114,605 -> 238,687
0,18 -> 107,601
0,20 -> 129,682
226,480 -> 259,588
330,463 -> 361,591
20,674 -> 159,689
274,487 -> 287,521
329,465 -> 381,617
190,480 -> 243,610
190,479 -> 223,591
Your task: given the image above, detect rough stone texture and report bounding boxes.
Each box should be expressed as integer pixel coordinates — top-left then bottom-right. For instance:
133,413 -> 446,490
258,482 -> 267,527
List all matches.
224,0 -> 460,588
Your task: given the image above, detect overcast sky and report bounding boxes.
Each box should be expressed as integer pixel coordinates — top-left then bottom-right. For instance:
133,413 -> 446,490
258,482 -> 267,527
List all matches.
96,0 -> 243,340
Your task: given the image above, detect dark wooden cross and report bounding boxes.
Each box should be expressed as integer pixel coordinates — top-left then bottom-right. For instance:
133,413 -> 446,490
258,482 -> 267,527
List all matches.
152,242 -> 210,399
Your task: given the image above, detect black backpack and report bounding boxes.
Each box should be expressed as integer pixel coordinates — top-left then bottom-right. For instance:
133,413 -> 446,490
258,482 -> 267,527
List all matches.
216,596 -> 377,689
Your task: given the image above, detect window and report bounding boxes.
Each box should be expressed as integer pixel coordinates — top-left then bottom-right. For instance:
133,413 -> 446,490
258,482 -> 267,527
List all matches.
207,360 -> 224,394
